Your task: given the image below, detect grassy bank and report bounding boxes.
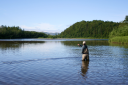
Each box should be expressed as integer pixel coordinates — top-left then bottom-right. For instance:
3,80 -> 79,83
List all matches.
109,36 -> 128,44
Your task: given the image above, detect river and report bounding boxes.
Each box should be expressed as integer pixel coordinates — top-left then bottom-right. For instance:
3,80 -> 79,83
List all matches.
0,39 -> 128,85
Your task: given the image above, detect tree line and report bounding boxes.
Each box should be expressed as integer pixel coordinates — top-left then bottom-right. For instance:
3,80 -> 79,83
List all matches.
0,25 -> 48,39
58,16 -> 128,38
108,22 -> 128,44
58,20 -> 120,38
109,24 -> 128,38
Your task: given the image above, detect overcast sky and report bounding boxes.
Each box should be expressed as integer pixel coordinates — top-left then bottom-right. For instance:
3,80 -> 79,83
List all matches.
0,0 -> 128,33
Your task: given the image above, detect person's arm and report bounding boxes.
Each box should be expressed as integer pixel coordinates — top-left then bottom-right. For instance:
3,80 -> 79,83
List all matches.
77,44 -> 82,47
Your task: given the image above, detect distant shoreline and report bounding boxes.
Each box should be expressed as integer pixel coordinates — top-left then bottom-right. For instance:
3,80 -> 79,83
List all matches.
0,38 -> 108,42
38,37 -> 108,39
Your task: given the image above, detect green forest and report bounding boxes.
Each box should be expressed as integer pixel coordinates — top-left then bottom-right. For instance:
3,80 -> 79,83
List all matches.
0,25 -> 48,39
109,24 -> 128,44
58,20 -> 127,38
59,20 -> 118,38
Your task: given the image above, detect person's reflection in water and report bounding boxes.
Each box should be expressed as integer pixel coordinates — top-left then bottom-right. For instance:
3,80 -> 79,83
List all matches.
81,61 -> 89,77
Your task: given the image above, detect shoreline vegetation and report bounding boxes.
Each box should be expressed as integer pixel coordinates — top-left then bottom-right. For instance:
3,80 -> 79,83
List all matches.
0,16 -> 128,45
108,16 -> 128,44
109,24 -> 128,44
109,36 -> 128,44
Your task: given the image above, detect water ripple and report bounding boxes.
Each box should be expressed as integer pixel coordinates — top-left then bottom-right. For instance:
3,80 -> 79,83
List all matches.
1,57 -> 80,64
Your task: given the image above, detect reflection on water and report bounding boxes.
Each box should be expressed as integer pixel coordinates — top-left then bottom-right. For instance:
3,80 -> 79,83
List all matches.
0,41 -> 45,50
0,41 -> 22,50
81,61 -> 89,76
61,40 -> 109,46
109,42 -> 128,48
0,39 -> 128,85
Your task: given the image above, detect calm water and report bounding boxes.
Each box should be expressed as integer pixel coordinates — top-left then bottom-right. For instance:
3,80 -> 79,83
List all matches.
0,39 -> 128,85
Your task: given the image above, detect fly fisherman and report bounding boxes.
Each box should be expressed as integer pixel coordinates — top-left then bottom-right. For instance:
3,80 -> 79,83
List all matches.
77,41 -> 89,61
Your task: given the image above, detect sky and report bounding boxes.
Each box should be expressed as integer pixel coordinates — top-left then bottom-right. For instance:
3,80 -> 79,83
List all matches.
0,0 -> 128,33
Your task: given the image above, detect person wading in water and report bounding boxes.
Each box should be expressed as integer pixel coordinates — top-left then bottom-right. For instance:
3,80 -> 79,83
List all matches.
77,41 -> 89,61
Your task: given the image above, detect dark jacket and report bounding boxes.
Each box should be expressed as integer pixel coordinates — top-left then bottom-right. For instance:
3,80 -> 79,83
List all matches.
81,45 -> 89,54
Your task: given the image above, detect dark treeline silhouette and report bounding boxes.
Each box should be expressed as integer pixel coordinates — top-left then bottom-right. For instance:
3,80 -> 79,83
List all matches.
58,20 -> 121,38
0,25 -> 48,39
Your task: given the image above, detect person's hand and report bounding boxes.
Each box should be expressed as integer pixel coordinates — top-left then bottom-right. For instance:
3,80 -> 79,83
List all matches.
77,44 -> 80,46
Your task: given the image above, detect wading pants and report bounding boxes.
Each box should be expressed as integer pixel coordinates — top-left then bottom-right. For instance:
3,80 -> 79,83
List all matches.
82,54 -> 89,61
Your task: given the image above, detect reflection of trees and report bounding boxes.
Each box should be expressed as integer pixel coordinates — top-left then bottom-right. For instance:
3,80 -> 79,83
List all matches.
87,40 -> 109,46
109,42 -> 128,48
61,41 -> 82,46
0,41 -> 45,50
81,61 -> 89,77
61,40 -> 109,46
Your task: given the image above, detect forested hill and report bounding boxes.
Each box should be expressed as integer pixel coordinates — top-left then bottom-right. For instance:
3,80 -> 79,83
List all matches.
58,20 -> 120,38
0,25 -> 48,39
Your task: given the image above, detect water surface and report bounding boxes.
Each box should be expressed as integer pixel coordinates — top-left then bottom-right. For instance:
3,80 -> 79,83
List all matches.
0,39 -> 128,85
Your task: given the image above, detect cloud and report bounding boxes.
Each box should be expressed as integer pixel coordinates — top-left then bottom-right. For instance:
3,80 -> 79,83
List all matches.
20,23 -> 65,33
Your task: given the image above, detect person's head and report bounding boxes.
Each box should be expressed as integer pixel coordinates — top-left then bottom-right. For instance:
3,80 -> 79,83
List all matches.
83,41 -> 86,45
